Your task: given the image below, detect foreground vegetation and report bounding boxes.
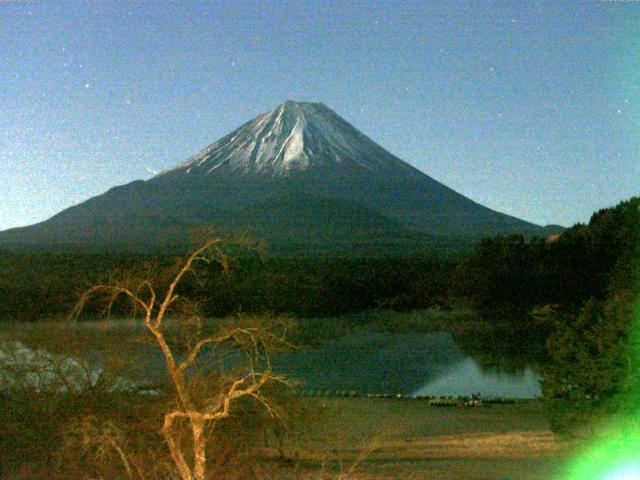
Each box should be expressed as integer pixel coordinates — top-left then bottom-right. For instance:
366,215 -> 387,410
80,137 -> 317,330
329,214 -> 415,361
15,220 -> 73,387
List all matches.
1,196 -> 638,477
284,397 -> 573,479
0,390 -> 575,479
1,239 -> 300,480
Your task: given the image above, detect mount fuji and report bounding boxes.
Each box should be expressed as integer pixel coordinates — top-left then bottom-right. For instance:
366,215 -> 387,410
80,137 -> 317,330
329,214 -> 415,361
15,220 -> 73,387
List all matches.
0,101 -> 559,254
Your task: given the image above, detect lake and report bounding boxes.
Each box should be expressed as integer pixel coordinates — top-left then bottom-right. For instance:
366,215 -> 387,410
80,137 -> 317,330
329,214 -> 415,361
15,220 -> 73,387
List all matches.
0,317 -> 542,398
273,330 -> 541,398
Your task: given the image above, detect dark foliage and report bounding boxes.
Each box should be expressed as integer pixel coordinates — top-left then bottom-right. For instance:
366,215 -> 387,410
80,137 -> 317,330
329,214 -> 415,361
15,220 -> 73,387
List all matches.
0,252 -> 455,322
453,197 -> 640,314
540,295 -> 638,435
201,256 -> 454,317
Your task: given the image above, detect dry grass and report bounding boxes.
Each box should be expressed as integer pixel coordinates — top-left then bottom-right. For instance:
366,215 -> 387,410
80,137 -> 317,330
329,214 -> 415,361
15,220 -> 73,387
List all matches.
377,431 -> 567,459
0,392 -> 577,479
252,397 -> 578,480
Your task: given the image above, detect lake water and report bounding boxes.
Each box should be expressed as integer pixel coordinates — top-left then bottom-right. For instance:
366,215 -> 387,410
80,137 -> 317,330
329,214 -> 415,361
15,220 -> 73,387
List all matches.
272,330 -> 541,398
0,320 -> 542,398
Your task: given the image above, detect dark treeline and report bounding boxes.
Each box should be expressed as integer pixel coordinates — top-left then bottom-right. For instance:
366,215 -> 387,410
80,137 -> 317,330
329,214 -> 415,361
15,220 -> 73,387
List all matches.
453,196 -> 640,316
0,251 -> 456,321
201,256 -> 455,317
2,197 -> 637,327
0,252 -> 159,321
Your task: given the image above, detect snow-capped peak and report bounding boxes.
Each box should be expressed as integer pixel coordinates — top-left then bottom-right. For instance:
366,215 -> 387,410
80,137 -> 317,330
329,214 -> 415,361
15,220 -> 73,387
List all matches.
161,100 -> 407,178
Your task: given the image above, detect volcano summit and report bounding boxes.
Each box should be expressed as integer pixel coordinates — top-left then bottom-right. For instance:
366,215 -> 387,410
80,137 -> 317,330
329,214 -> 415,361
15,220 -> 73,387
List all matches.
0,101 -> 557,253
161,100 -> 410,178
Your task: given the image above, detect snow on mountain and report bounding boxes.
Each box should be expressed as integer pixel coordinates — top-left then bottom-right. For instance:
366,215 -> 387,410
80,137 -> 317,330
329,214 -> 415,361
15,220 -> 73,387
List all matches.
161,100 -> 407,177
0,99 -> 550,252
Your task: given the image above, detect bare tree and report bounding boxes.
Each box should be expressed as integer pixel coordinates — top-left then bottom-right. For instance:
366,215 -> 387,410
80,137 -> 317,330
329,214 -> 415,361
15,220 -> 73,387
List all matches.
72,239 -> 292,480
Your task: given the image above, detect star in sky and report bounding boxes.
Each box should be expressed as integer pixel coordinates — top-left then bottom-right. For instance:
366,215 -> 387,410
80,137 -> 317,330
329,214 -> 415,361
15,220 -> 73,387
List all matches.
0,0 -> 636,231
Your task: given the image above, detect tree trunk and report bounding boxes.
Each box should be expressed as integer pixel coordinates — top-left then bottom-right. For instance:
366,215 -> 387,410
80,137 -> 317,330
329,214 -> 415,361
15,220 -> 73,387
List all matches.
192,417 -> 207,480
163,414 -> 194,480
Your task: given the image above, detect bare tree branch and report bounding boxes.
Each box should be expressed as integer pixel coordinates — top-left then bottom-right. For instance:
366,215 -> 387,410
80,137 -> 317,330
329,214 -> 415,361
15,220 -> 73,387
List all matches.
72,237 -> 292,480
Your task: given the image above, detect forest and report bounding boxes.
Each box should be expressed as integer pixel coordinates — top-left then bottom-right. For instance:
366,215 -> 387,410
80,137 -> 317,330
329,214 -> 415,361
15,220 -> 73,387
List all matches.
1,197 -> 637,324
0,197 -> 638,478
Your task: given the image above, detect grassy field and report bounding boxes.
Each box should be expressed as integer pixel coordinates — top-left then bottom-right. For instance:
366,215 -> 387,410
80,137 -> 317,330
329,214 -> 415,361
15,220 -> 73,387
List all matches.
255,397 -> 576,480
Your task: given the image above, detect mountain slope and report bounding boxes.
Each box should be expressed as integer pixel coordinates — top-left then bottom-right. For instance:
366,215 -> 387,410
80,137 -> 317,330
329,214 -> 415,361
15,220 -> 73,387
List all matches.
0,100 -> 554,254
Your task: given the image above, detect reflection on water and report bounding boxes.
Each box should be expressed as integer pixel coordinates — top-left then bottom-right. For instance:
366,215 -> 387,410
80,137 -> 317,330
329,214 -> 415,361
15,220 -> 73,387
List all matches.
451,320 -> 549,376
272,329 -> 542,398
273,331 -> 465,395
410,358 -> 540,398
0,319 -> 544,398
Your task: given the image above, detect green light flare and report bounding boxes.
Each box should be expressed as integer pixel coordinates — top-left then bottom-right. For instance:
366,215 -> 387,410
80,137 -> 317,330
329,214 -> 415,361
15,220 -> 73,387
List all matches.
603,463 -> 640,480
559,283 -> 640,479
560,420 -> 640,480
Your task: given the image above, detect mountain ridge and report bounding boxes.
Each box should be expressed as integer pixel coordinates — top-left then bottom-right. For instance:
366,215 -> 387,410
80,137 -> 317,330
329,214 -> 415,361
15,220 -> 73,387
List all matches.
0,100 -> 561,254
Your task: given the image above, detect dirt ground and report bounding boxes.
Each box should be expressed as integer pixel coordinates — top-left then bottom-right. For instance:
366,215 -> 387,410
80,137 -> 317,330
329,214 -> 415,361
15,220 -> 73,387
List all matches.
255,397 -> 577,480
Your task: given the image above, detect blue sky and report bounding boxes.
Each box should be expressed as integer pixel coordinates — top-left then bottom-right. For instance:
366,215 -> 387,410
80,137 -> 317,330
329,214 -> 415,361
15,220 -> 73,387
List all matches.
1,0 -> 638,230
